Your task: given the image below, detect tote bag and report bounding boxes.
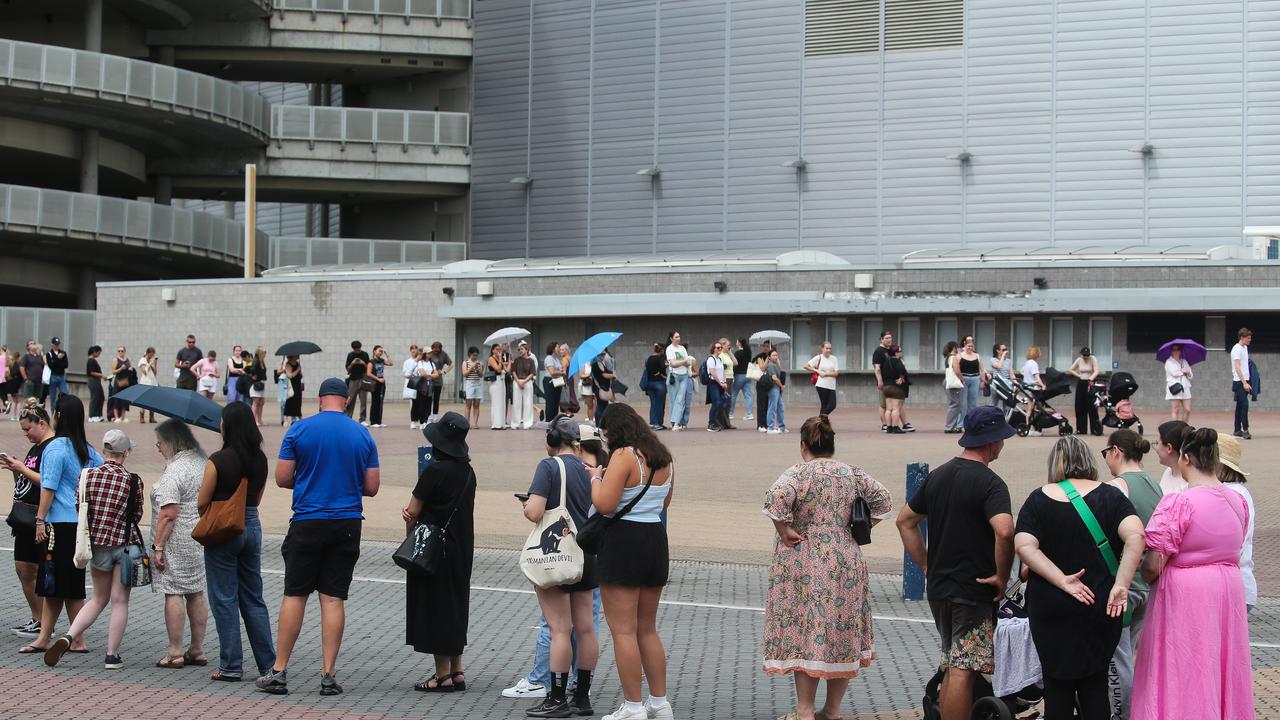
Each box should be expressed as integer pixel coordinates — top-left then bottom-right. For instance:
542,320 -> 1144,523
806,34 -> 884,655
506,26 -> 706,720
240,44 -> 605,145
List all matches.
73,468 -> 92,570
519,457 -> 584,589
191,477 -> 247,546
944,364 -> 964,390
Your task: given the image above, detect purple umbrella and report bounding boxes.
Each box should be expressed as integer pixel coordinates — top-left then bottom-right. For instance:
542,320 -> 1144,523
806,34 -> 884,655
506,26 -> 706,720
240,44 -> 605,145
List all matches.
1156,339 -> 1207,365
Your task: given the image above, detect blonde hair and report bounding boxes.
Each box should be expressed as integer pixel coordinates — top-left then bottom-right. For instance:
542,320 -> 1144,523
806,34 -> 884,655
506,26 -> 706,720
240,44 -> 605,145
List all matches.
1026,345 -> 1041,360
1047,435 -> 1098,482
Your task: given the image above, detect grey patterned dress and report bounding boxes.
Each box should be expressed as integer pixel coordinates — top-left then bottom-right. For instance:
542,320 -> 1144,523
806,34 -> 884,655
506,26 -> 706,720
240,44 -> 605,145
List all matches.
150,449 -> 207,595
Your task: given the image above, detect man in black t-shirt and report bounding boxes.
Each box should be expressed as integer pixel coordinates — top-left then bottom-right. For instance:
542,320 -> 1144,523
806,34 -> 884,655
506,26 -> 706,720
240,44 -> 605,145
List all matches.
345,340 -> 372,423
896,405 -> 1015,720
44,338 -> 69,408
175,335 -> 203,391
871,331 -> 893,431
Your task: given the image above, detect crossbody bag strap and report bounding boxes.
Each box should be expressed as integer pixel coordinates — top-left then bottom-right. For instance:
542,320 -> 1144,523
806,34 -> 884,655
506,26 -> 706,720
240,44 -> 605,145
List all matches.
439,469 -> 475,532
610,448 -> 653,523
554,457 -> 569,513
1057,480 -> 1119,575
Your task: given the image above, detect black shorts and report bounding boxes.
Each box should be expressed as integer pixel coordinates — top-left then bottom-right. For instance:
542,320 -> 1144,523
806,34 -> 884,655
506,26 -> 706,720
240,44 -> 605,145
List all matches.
35,522 -> 86,600
281,519 -> 362,600
596,520 -> 668,587
559,553 -> 598,593
929,597 -> 996,673
11,523 -> 38,564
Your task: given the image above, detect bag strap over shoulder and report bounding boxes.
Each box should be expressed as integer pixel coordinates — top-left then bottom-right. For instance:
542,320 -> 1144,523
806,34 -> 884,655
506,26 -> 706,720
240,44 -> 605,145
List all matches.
439,469 -> 475,532
553,456 -> 569,512
1057,480 -> 1119,575
610,448 -> 653,523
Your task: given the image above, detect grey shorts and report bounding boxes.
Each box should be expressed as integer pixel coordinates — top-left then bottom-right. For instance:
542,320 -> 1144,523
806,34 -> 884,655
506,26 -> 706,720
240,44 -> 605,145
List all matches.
90,544 -> 129,573
464,378 -> 483,400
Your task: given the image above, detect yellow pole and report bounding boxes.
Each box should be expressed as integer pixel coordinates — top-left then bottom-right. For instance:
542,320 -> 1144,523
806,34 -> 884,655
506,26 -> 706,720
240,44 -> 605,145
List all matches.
244,163 -> 257,279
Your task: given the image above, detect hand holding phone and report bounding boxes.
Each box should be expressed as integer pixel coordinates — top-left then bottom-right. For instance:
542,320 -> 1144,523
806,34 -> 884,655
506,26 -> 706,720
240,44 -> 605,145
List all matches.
513,493 -> 530,502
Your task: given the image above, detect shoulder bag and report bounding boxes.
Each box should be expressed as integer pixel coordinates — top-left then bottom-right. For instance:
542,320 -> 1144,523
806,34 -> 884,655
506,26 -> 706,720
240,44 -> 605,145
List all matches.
577,451 -> 656,554
72,467 -> 93,570
1167,382 -> 1184,396
120,474 -> 152,588
848,495 -> 873,545
1057,480 -> 1130,625
519,457 -> 585,589
944,363 -> 964,390
191,475 -> 247,546
393,469 -> 474,575
6,500 -> 37,533
746,362 -> 764,381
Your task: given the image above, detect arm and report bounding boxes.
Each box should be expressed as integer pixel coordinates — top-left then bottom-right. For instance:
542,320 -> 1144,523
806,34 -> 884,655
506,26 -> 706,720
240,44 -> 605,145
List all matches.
523,493 -> 548,523
275,459 -> 296,489
362,466 -> 380,497
591,449 -> 632,514
771,518 -> 803,548
1015,531 -> 1095,604
985,513 -> 1015,599
895,505 -> 928,574
873,359 -> 884,386
152,504 -> 179,569
1141,550 -> 1166,585
1106,515 -> 1145,617
403,495 -> 424,529
197,460 -> 217,514
34,486 -> 56,543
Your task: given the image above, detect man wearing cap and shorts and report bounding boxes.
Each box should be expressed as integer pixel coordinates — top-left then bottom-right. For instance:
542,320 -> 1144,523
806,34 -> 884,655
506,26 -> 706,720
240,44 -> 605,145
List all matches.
44,338 -> 69,409
896,406 -> 1015,720
258,378 -> 380,697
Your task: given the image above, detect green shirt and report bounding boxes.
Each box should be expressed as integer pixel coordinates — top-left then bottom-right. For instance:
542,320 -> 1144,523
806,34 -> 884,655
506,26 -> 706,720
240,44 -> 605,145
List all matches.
1119,470 -> 1163,593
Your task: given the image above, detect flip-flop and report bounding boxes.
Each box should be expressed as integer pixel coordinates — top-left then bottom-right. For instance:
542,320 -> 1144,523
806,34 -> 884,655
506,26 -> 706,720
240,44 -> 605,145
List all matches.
816,712 -> 843,720
17,645 -> 48,654
156,656 -> 185,669
210,672 -> 242,682
69,648 -> 89,654
182,651 -> 208,666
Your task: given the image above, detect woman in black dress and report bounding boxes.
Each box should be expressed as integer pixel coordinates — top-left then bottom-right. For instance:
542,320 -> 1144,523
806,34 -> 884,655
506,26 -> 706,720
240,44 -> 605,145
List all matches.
1014,435 -> 1145,720
402,412 -> 476,693
282,356 -> 303,424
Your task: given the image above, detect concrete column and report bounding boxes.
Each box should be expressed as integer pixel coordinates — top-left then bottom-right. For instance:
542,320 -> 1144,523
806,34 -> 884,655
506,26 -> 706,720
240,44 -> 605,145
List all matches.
154,175 -> 173,206
223,201 -> 236,220
77,267 -> 97,310
318,203 -> 330,238
79,129 -> 99,194
156,46 -> 175,66
84,0 -> 103,52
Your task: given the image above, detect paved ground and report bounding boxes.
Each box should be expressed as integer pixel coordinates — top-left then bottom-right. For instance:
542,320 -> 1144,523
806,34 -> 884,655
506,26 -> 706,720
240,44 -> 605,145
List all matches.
0,398 -> 1277,718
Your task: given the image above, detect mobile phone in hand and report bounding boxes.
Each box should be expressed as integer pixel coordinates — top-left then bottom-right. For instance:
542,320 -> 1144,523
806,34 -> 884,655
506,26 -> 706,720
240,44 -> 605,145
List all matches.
514,493 -> 530,502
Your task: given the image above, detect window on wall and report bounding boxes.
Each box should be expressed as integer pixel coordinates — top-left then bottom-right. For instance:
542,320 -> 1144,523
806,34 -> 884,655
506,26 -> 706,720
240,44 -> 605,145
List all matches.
899,318 -> 921,371
935,318 -> 958,369
861,318 -> 884,369
1011,318 -> 1035,365
789,319 -> 813,370
1089,318 -> 1114,371
974,319 -> 995,363
825,319 -> 848,369
1050,318 -> 1074,370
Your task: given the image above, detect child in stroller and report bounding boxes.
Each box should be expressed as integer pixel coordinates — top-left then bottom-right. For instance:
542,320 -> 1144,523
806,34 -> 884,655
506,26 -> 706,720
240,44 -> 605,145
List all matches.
1096,371 -> 1143,435
989,369 -> 1074,437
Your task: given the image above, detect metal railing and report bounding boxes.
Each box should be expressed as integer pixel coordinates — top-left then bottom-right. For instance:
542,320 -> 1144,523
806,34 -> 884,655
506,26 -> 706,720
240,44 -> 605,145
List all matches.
271,106 -> 470,150
0,307 -> 97,375
0,40 -> 270,141
269,236 -> 466,267
273,0 -> 471,21
0,184 -> 268,268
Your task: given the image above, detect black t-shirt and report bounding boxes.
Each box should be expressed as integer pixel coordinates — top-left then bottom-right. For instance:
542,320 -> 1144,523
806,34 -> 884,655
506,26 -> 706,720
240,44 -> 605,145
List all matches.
176,346 -> 202,381
528,454 -> 593,529
86,357 -> 102,381
732,348 -> 750,375
907,457 -> 1012,602
644,354 -> 667,382
871,345 -> 890,374
881,356 -> 906,386
345,351 -> 370,382
208,448 -> 269,507
45,350 -> 69,375
14,438 -> 50,504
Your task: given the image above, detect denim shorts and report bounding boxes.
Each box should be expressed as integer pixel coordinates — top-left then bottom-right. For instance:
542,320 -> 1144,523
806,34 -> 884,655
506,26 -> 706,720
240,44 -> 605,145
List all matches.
90,544 -> 129,573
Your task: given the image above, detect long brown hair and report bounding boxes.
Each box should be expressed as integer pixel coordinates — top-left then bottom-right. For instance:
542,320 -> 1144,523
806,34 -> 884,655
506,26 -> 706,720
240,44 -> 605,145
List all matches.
599,403 -> 672,470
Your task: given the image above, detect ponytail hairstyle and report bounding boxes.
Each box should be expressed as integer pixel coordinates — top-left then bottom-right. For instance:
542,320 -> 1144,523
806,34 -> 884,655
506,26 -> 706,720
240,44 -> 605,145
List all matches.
1107,429 -> 1151,462
1179,427 -> 1219,472
801,415 -> 835,458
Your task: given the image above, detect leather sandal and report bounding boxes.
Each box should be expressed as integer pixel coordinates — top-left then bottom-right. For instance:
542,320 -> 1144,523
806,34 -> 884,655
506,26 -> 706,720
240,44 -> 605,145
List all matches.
414,674 -> 455,693
183,651 -> 208,666
450,671 -> 466,691
155,656 -> 185,669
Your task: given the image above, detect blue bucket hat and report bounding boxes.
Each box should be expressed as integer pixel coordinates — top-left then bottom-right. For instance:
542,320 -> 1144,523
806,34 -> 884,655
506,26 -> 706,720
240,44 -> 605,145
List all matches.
958,406 -> 1017,448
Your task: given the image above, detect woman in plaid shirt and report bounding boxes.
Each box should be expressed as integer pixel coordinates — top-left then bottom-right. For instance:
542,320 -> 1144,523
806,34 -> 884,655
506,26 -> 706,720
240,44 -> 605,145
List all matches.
45,429 -> 142,671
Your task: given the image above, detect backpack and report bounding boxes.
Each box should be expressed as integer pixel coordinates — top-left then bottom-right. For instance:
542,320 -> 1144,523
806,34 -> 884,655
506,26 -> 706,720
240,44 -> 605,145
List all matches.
698,360 -> 710,386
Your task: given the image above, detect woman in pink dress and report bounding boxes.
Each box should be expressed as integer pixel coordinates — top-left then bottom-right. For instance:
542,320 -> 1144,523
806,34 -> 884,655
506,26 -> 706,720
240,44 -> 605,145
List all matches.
1131,427 -> 1254,720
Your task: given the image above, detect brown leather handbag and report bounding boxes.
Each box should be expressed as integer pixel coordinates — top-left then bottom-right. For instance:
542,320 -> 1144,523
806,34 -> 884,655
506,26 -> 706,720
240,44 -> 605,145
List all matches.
191,478 -> 247,546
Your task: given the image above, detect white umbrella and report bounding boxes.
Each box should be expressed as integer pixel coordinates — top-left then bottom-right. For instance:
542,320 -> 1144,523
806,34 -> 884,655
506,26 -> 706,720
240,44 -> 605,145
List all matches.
484,327 -> 531,346
750,330 -> 791,346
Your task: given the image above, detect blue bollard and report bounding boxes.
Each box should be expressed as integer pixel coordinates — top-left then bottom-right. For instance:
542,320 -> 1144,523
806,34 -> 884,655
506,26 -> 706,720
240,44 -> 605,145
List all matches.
418,445 -> 434,476
902,461 -> 929,601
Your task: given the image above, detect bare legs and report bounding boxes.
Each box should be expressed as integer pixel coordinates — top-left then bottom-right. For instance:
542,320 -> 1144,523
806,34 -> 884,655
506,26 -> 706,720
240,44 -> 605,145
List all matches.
1170,399 -> 1191,423
269,593 -> 345,676
162,592 -> 208,661
792,674 -> 850,720
601,584 -> 667,702
65,565 -> 131,657
252,397 -> 265,425
14,560 -> 39,622
940,668 -> 977,720
24,597 -> 86,651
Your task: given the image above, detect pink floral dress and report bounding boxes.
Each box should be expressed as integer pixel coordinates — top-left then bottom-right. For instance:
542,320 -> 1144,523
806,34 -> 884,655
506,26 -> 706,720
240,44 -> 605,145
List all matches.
762,459 -> 892,678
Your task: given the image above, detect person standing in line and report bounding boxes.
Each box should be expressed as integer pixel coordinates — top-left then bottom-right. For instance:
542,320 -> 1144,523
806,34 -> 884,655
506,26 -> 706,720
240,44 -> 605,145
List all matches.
248,348 -> 270,427
578,359 -> 597,424
880,345 -> 908,433
136,348 -> 158,423
175,335 -> 202,392
369,345 -> 389,428
803,340 -> 840,417
460,347 -> 483,429
1020,346 -> 1046,437
427,341 -> 454,425
108,346 -> 135,422
226,345 -> 246,405
2,401 -> 53,639
193,350 -> 219,401
18,341 -> 44,404
486,344 -> 509,430
678,352 -> 697,430
200,403 -> 276,683
404,346 -> 428,430
150,420 -> 209,669
704,341 -> 727,432
44,338 -> 69,410
5,349 -> 22,421
942,342 -> 964,434
511,341 -> 537,430
543,342 -> 565,423
280,356 -> 304,427
1230,327 -> 1252,439
592,348 -> 617,426
644,344 -> 668,430
1216,435 -> 1256,613
896,406 -> 1015,720
765,349 -> 787,434
86,346 -> 106,423
986,343 -> 1012,406
257,379 -> 379,697
502,342 -> 515,418
344,341 -> 371,425
754,352 -> 772,433
954,336 -> 984,427
0,347 -> 9,417
664,332 -> 692,431
715,338 -> 735,430
728,338 -> 754,423
1162,344 -> 1192,423
1068,347 -> 1102,436
871,331 -> 893,432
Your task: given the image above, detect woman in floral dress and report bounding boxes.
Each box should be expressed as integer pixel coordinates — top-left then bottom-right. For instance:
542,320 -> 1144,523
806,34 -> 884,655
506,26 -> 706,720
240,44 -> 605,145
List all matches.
762,415 -> 892,720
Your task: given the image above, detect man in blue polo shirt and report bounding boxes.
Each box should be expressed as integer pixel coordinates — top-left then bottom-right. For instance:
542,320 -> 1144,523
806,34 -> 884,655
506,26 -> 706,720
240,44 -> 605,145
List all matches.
257,378 -> 380,697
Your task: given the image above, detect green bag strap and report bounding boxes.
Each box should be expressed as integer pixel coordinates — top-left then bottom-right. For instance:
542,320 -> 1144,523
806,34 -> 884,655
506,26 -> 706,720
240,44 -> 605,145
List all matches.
1057,480 -> 1132,624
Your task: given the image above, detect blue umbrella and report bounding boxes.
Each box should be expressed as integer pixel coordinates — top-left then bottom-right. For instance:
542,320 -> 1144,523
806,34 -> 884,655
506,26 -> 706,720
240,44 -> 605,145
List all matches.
567,332 -> 622,377
1156,339 -> 1208,366
114,385 -> 223,432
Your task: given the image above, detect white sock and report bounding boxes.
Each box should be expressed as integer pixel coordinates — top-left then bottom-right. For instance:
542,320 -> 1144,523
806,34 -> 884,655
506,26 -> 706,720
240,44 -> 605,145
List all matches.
624,700 -> 645,712
648,695 -> 669,708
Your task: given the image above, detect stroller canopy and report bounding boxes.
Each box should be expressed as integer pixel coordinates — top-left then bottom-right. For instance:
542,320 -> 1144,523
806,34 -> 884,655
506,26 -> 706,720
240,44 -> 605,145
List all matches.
1038,367 -> 1075,400
1109,371 -> 1139,401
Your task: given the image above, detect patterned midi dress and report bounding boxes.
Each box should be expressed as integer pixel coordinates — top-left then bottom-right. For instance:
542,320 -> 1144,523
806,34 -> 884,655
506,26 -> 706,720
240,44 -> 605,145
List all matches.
150,449 -> 207,595
762,459 -> 892,678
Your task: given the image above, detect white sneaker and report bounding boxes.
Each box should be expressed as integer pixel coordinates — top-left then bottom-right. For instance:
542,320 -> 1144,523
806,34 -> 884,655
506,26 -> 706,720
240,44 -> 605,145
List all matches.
501,677 -> 546,699
1027,429 -> 1042,437
758,427 -> 767,433
767,428 -> 781,434
646,701 -> 675,720
410,422 -> 420,429
360,420 -> 370,426
744,413 -> 754,421
602,703 -> 649,720
727,413 -> 734,420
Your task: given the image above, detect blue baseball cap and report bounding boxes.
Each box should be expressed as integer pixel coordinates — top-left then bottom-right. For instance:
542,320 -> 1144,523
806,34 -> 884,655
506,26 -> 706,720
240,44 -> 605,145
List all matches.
318,377 -> 348,398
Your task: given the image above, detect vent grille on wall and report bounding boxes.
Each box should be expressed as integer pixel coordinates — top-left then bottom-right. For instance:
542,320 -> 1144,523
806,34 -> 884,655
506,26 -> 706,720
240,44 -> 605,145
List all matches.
805,0 -> 963,58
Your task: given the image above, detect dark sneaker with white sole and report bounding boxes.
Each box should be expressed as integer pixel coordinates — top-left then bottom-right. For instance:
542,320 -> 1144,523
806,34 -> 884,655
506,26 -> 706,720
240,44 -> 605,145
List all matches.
104,654 -> 124,670
10,619 -> 40,638
526,697 -> 573,718
43,634 -> 71,667
320,673 -> 343,696
256,668 -> 289,695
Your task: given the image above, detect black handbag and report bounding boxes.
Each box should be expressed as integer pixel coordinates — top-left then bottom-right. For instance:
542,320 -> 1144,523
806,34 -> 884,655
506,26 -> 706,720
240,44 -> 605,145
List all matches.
848,495 -> 873,546
5,500 -> 37,532
577,465 -> 653,554
393,472 -> 473,575
1168,382 -> 1184,396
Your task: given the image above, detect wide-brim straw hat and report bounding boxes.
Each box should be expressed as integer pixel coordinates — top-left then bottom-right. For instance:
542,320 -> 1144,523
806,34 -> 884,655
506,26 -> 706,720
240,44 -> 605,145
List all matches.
1216,434 -> 1249,476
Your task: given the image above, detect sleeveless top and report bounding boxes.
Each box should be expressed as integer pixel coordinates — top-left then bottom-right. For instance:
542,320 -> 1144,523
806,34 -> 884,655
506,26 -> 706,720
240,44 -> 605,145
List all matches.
959,357 -> 980,375
617,448 -> 671,524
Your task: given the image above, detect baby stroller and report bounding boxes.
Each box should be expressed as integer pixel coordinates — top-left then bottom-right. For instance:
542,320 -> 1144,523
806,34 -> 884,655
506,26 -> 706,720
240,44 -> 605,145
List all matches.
994,368 -> 1074,437
1097,371 -> 1143,435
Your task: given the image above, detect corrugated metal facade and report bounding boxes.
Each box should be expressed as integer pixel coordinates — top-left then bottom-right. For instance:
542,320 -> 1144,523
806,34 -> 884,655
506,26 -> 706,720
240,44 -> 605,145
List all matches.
470,0 -> 1278,263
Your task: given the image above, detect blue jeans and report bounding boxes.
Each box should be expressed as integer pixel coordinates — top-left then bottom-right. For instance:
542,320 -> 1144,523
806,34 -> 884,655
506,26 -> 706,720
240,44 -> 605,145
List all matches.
668,374 -> 689,426
47,375 -> 68,408
680,378 -> 694,427
204,508 -> 275,678
961,375 -> 981,424
768,386 -> 785,430
730,375 -> 754,417
707,382 -> 725,428
526,588 -> 603,687
1233,381 -> 1250,433
646,380 -> 667,427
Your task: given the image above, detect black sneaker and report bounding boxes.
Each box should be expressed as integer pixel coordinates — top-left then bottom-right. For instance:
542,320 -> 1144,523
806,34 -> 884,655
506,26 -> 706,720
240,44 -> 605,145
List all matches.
881,425 -> 888,433
320,673 -> 343,696
1242,430 -> 1252,440
104,654 -> 124,670
570,694 -> 594,717
256,668 -> 289,695
902,423 -> 916,433
10,618 -> 40,638
526,697 -> 574,718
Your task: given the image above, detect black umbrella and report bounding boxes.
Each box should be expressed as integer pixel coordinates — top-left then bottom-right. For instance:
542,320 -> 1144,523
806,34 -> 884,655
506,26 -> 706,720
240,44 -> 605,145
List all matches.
114,385 -> 223,433
275,341 -> 322,357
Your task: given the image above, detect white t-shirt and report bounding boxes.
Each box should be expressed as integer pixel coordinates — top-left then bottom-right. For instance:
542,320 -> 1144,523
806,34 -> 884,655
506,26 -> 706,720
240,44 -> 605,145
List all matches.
706,355 -> 725,385
666,343 -> 690,376
1159,466 -> 1188,495
1222,483 -> 1257,606
808,354 -> 838,390
1020,359 -> 1041,386
1230,343 -> 1250,382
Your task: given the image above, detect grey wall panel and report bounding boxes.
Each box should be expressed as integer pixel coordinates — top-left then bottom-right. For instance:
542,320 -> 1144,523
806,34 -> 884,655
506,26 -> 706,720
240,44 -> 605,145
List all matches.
1147,108 -> 1242,244
966,0 -> 1051,119
529,143 -> 589,257
727,130 -> 801,250
1247,111 -> 1280,228
881,49 -> 963,122
1054,0 -> 1145,114
880,118 -> 963,251
530,1 -> 591,144
591,2 -> 655,143
1149,1 -> 1242,110
656,134 -> 726,253
965,117 -> 1051,245
1053,112 -> 1145,246
469,145 -> 529,258
589,141 -> 655,254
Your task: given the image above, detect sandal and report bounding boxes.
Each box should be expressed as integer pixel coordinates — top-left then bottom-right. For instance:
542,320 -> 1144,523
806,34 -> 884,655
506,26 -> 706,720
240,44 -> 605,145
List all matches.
183,651 -> 208,666
450,671 -> 466,692
156,656 -> 185,669
210,671 -> 242,682
413,674 -> 455,693
816,712 -> 843,720
17,645 -> 48,654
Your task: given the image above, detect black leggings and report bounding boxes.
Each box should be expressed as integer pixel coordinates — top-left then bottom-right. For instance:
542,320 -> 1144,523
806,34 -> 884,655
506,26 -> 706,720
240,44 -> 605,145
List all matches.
1075,379 -> 1101,434
411,386 -> 431,423
816,387 -> 837,416
1042,671 -> 1108,720
756,385 -> 769,429
370,380 -> 386,425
